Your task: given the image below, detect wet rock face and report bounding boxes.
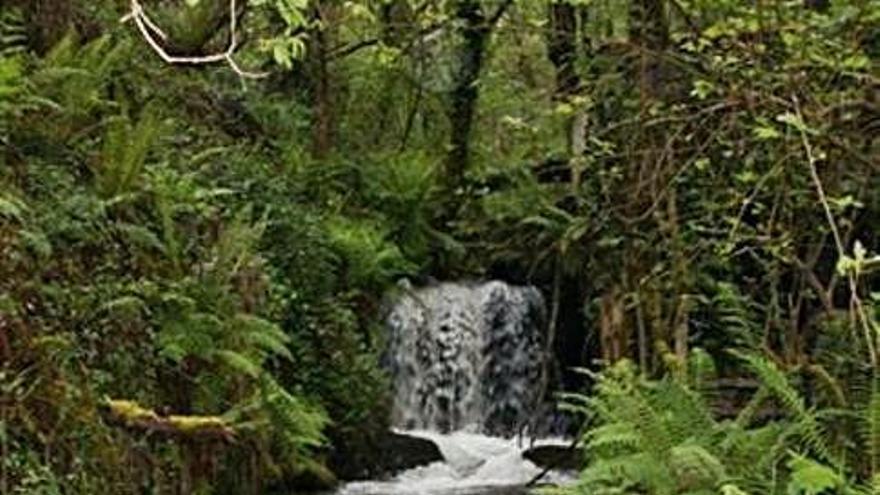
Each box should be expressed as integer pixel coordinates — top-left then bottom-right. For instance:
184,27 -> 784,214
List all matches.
330,431 -> 444,481
522,445 -> 583,472
385,281 -> 546,437
378,431 -> 444,474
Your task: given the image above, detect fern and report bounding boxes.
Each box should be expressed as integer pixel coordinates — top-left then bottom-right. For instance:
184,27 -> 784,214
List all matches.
739,353 -> 807,415
234,313 -> 293,361
587,422 -> 641,454
30,35 -> 126,124
738,352 -> 840,469
0,14 -> 25,140
0,193 -> 26,221
0,8 -> 26,58
711,282 -> 763,350
668,444 -> 725,492
361,152 -> 441,261
326,215 -> 415,290
786,452 -> 843,495
563,353 -> 878,495
95,110 -> 162,199
862,380 -> 880,478
567,360 -> 731,495
229,375 -> 328,473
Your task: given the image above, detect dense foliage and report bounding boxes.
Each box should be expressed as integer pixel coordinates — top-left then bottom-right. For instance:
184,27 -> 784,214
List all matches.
0,0 -> 878,493
558,352 -> 880,494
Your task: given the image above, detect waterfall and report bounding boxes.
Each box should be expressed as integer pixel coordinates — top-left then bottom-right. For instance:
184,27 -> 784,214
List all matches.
385,280 -> 547,436
339,280 -> 572,495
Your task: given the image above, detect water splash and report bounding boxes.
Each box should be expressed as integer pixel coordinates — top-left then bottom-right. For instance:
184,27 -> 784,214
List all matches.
339,430 -> 570,495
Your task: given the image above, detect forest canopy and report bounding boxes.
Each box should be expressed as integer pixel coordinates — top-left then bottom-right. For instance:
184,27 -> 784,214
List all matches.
0,0 -> 878,493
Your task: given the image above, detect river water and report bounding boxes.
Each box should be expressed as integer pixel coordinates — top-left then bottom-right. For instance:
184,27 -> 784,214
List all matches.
337,430 -> 571,495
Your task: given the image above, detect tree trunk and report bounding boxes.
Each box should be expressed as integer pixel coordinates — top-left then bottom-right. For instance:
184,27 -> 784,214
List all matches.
308,4 -> 338,159
629,0 -> 668,99
600,287 -> 626,364
547,2 -> 579,100
547,1 -> 588,190
445,0 -> 490,188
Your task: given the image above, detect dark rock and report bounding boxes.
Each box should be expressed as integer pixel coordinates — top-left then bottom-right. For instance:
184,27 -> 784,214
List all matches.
374,431 -> 444,477
523,444 -> 582,472
283,459 -> 338,492
332,430 -> 444,481
266,457 -> 338,493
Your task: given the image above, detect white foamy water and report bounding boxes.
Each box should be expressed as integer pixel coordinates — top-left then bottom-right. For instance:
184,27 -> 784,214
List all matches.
338,430 -> 571,495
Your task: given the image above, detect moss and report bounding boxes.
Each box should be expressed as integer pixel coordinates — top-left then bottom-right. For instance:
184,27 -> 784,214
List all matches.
105,399 -> 232,436
106,399 -> 160,423
167,415 -> 228,432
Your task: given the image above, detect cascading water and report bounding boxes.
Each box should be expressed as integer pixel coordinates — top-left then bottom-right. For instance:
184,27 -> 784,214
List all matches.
339,281 -> 571,495
387,280 -> 546,436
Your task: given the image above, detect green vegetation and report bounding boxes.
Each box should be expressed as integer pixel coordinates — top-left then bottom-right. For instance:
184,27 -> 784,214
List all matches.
558,351 -> 880,495
0,0 -> 877,493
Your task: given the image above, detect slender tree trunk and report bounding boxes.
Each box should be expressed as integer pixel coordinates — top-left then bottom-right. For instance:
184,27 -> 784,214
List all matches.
600,286 -> 626,364
547,2 -> 588,190
547,2 -> 579,100
308,4 -> 338,159
629,0 -> 668,99
444,0 -> 513,191
445,0 -> 490,188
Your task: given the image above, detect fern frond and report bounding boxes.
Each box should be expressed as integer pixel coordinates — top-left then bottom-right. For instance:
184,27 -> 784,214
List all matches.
234,313 -> 293,361
739,353 -> 806,416
587,422 -> 641,454
669,443 -> 725,492
649,379 -> 716,445
786,452 -> 844,495
212,350 -> 262,378
862,379 -> 880,478
0,8 -> 26,57
580,452 -> 675,494
734,385 -> 769,429
97,110 -> 161,198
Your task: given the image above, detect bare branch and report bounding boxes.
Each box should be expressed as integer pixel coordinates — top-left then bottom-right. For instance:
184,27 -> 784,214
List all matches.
123,0 -> 268,79
792,94 -> 877,367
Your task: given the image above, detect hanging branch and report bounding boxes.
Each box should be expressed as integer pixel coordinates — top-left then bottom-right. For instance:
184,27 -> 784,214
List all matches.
121,0 -> 268,79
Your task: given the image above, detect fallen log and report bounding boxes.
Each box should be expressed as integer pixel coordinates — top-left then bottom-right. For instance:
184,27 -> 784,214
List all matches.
101,399 -> 236,442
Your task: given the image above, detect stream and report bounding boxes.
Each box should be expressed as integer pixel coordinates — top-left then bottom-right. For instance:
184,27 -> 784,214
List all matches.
338,430 -> 571,495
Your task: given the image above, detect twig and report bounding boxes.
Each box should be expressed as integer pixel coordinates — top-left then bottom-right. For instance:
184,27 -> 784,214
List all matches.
487,0 -> 516,27
122,0 -> 268,79
792,95 -> 876,367
524,435 -> 581,487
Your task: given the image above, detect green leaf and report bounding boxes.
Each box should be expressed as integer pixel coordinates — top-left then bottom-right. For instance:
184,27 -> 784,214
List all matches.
786,453 -> 842,495
776,112 -> 817,135
753,123 -> 781,140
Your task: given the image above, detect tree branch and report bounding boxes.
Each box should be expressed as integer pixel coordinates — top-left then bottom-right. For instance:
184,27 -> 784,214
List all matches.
329,21 -> 448,60
122,0 -> 267,79
487,0 -> 515,27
